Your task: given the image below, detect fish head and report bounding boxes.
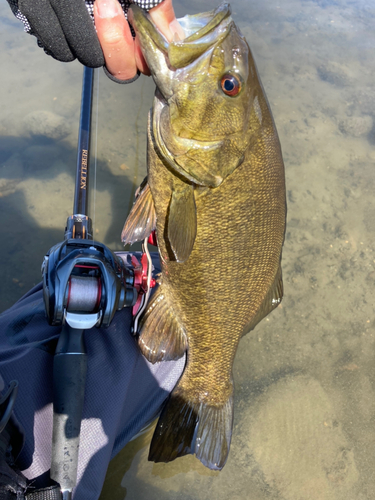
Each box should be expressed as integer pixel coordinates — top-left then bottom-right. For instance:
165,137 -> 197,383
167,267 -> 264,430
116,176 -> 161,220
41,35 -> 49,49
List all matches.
130,3 -> 264,188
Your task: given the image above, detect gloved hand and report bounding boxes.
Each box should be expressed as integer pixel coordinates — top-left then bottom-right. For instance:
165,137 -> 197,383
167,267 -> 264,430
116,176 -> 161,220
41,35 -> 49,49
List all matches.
6,0 -> 163,68
7,0 -> 105,67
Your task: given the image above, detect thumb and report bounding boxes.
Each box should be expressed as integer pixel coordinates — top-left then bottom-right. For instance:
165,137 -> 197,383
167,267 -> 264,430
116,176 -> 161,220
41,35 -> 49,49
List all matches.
149,0 -> 185,41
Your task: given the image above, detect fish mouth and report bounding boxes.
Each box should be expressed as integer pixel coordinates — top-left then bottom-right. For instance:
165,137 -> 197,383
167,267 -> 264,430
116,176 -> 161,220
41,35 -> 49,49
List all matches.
129,3 -> 232,97
129,3 -> 233,187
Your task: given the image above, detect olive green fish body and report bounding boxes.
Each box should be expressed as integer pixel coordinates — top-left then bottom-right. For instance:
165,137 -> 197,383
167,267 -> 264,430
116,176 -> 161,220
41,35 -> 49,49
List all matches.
122,2 -> 286,470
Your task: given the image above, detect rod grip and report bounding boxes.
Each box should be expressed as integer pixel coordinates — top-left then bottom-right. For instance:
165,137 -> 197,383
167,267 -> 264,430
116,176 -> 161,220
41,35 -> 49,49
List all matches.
51,326 -> 87,492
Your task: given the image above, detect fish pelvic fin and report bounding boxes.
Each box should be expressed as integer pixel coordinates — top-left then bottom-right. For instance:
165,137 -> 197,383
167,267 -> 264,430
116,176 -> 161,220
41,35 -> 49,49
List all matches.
149,387 -> 234,471
121,179 -> 156,245
137,287 -> 187,363
167,183 -> 197,263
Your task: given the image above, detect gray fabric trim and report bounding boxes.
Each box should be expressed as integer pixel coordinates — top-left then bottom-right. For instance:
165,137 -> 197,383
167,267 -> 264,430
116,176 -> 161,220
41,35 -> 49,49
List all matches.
7,0 -> 32,33
86,0 -> 164,21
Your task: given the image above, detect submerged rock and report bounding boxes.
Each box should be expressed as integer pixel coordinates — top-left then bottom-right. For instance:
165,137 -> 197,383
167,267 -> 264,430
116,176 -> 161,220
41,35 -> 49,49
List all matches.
339,115 -> 373,137
22,111 -> 70,141
22,144 -> 62,171
317,63 -> 351,87
0,152 -> 24,179
0,153 -> 24,197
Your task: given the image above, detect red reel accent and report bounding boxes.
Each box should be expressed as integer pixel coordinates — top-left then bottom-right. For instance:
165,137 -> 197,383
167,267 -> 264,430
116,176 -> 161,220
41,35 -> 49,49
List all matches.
131,254 -> 156,316
148,231 -> 157,246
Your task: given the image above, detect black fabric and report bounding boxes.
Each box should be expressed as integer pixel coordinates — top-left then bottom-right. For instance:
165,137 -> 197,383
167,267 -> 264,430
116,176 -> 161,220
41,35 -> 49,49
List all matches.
0,460 -> 27,499
18,0 -> 104,66
0,479 -> 60,500
0,408 -> 60,500
25,486 -> 61,500
0,252 -> 185,499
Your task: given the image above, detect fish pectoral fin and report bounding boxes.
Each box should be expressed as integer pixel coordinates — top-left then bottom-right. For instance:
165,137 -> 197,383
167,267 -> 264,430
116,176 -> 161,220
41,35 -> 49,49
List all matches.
167,183 -> 197,262
121,179 -> 156,245
137,287 -> 187,363
242,265 -> 284,337
149,383 -> 234,471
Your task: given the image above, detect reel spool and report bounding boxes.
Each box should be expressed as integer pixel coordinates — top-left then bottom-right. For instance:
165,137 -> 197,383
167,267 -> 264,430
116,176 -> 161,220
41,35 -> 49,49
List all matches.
42,239 -> 138,329
66,267 -> 102,313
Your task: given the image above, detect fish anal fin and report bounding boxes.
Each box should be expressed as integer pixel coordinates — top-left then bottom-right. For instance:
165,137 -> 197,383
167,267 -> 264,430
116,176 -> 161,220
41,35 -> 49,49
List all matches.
121,181 -> 156,245
149,386 -> 234,471
138,287 -> 187,364
167,183 -> 197,262
242,265 -> 284,337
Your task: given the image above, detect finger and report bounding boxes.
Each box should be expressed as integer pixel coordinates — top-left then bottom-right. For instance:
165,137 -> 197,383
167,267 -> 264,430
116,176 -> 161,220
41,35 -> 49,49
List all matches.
18,0 -> 75,62
132,0 -> 185,75
149,0 -> 185,42
50,0 -> 104,66
94,0 -> 137,80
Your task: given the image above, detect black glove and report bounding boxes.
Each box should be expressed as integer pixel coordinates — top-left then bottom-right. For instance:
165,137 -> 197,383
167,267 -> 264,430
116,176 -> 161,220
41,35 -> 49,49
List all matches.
6,0 -> 163,68
7,0 -> 104,67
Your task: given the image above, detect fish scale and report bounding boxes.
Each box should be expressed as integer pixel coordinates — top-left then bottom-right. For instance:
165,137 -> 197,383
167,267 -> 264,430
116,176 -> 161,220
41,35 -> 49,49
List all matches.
122,2 -> 286,470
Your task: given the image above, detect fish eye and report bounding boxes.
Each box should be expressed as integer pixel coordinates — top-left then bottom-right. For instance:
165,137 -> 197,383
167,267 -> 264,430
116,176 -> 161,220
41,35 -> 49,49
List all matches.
220,74 -> 241,97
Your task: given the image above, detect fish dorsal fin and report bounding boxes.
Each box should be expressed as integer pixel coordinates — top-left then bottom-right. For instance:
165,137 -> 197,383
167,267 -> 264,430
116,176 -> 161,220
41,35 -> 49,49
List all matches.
242,265 -> 284,337
137,286 -> 187,363
167,183 -> 197,262
121,180 -> 156,245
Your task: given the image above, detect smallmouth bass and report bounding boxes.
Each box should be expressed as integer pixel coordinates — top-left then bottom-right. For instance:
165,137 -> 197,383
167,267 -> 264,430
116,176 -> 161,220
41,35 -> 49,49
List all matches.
122,2 -> 286,470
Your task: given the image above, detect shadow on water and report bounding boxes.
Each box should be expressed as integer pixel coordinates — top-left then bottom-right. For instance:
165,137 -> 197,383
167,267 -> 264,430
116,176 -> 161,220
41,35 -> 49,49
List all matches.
0,133 -> 137,313
0,188 -> 60,312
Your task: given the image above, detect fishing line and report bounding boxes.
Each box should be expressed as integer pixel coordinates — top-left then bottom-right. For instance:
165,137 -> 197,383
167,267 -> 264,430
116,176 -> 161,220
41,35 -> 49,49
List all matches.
127,76 -> 146,218
92,67 -> 100,244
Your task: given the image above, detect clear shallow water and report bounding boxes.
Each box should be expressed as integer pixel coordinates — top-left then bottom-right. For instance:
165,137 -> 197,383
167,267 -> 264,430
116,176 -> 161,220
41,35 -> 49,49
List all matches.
0,8 -> 155,311
1,0 -> 375,498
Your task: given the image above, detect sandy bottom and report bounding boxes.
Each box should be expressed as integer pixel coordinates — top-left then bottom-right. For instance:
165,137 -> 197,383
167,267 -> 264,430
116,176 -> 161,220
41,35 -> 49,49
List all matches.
1,0 -> 375,498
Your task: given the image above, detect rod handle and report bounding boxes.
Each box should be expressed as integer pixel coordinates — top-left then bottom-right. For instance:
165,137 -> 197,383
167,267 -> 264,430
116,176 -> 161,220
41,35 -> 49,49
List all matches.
51,326 -> 87,492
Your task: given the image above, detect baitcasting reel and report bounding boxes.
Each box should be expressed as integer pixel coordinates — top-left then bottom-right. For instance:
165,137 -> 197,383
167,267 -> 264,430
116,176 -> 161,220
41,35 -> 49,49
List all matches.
42,215 -> 155,331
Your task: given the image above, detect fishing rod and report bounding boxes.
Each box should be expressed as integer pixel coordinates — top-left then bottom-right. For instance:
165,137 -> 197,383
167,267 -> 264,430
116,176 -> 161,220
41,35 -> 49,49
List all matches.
41,66 -> 154,499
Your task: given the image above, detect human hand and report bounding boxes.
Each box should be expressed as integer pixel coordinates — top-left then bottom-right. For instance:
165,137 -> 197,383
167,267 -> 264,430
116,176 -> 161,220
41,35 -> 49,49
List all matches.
94,0 -> 185,82
7,0 -> 183,81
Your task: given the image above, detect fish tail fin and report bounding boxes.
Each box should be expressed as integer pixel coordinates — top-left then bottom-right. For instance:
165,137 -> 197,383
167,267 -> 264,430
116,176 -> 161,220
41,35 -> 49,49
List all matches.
149,384 -> 234,470
137,286 -> 187,363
